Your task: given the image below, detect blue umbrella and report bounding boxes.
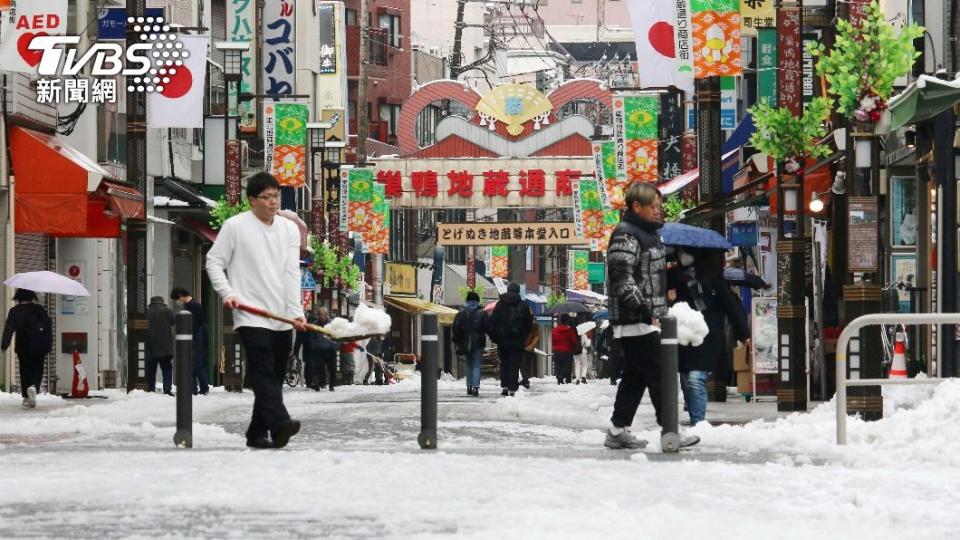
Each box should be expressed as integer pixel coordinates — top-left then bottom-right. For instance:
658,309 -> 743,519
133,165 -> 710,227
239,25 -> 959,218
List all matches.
592,309 -> 609,321
660,222 -> 732,250
723,268 -> 770,290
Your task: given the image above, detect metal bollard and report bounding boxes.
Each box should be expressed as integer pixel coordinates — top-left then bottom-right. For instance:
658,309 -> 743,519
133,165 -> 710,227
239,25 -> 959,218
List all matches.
418,312 -> 438,449
659,316 -> 680,453
173,310 -> 193,448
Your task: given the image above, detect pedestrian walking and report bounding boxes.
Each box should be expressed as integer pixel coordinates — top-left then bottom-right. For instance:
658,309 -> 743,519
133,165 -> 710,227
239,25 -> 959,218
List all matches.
293,310 -> 323,390
314,307 -> 339,390
205,172 -> 305,449
145,296 -> 175,396
1,289 -> 51,408
604,182 -> 697,449
485,282 -> 533,397
340,340 -> 358,385
452,291 -> 488,396
170,287 -> 209,395
551,314 -> 577,385
574,331 -> 592,384
675,249 -> 750,426
363,334 -> 385,385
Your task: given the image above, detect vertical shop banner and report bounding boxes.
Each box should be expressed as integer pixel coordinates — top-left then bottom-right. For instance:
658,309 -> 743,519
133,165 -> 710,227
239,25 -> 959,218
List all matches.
316,2 -> 347,112
263,102 -> 308,187
692,0 -> 742,78
491,246 -> 509,279
591,141 -> 621,208
757,27 -> 777,106
802,31 -> 821,106
341,168 -> 374,235
612,95 -> 630,181
777,7 -> 802,116
577,179 -> 605,250
622,94 -> 660,182
262,0 -> 296,96
568,250 -> 590,290
740,0 -> 775,37
228,0 -> 258,132
0,0 -> 68,73
364,183 -> 390,255
720,76 -> 737,130
659,90 -> 684,182
226,140 -> 242,205
597,209 -> 621,253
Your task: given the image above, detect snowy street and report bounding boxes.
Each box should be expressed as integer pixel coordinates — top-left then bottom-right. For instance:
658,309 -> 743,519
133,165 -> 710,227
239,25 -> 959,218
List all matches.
2,377 -> 959,539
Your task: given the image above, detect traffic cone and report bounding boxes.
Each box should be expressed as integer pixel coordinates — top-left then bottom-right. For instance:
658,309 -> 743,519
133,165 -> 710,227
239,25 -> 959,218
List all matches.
71,350 -> 89,398
889,332 -> 908,379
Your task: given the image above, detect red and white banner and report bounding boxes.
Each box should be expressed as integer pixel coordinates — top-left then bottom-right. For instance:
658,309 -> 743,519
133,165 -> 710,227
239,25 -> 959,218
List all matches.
0,0 -> 68,74
147,34 -> 209,129
627,0 -> 694,94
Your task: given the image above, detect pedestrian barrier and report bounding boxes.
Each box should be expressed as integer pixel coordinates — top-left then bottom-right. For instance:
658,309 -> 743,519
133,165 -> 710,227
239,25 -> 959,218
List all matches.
836,313 -> 958,445
419,313 -> 438,450
174,310 -> 193,449
659,316 -> 681,452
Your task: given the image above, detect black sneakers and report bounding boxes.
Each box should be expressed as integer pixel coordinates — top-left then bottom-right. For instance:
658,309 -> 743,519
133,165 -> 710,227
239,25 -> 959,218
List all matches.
272,420 -> 301,449
245,437 -> 273,449
501,388 -> 509,396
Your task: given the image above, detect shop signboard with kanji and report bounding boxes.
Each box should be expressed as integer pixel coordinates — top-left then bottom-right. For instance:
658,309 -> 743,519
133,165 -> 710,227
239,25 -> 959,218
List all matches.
262,0 -> 296,96
263,102 -> 308,187
436,222 -> 585,246
614,93 -> 660,182
740,0 -> 775,37
757,27 -> 777,106
370,157 -> 593,209
227,0 -> 257,132
777,7 -> 802,115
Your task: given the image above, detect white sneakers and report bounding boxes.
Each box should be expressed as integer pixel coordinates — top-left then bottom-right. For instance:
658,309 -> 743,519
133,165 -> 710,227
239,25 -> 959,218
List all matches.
24,386 -> 37,409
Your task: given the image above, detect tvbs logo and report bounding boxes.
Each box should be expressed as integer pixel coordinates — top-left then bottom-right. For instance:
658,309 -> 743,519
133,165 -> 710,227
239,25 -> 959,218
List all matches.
31,16 -> 186,85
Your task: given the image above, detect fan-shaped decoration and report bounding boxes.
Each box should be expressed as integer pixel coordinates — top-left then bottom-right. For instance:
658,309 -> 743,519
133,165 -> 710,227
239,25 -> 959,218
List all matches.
475,83 -> 553,137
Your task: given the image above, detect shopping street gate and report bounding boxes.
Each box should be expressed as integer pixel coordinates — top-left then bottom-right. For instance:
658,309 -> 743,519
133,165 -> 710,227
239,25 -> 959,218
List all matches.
436,222 -> 586,245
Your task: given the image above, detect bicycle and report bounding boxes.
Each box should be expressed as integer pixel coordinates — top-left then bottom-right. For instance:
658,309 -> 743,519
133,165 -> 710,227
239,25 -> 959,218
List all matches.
285,353 -> 303,387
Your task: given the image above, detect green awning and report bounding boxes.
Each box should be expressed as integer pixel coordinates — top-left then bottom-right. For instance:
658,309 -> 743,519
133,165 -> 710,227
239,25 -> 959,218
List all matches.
888,75 -> 960,130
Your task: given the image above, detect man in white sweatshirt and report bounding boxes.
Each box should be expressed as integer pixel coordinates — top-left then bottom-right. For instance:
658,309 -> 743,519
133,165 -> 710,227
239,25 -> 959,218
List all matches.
206,172 -> 307,449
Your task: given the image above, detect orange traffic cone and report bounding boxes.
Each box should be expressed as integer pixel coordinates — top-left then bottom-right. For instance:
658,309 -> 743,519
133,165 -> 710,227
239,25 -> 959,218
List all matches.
71,350 -> 89,398
889,332 -> 908,379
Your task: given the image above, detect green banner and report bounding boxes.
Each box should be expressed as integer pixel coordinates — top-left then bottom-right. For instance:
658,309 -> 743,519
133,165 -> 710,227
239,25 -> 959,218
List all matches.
757,28 -> 777,107
587,262 -> 606,284
623,95 -> 659,140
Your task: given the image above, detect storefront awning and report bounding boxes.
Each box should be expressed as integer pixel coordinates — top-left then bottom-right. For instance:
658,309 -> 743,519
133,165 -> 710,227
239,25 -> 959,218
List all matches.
384,295 -> 458,324
180,219 -> 219,243
887,74 -> 960,130
10,126 -> 143,237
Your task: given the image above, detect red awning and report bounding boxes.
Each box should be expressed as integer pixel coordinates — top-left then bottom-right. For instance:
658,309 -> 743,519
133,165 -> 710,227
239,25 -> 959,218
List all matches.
180,219 -> 218,243
10,126 -> 143,237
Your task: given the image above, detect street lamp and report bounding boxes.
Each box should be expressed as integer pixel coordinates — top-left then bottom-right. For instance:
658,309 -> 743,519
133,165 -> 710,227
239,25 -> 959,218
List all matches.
215,41 -> 250,205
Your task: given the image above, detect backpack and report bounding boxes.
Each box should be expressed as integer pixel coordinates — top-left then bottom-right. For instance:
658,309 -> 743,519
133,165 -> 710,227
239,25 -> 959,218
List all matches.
572,333 -> 584,355
20,307 -> 52,356
453,306 -> 479,354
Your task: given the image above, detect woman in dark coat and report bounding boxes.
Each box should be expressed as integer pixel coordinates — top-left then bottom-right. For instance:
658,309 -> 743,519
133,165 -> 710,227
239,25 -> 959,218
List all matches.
674,250 -> 750,425
1,289 -> 52,408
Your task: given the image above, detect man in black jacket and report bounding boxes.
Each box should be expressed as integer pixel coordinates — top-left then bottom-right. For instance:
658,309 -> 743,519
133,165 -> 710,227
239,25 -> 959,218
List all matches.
486,283 -> 532,397
1,289 -> 51,408
146,296 -> 176,395
604,183 -> 697,449
452,291 -> 488,396
170,287 -> 209,395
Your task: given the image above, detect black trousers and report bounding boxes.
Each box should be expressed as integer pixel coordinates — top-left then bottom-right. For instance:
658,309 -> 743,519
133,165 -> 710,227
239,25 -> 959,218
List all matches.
238,327 -> 293,440
18,354 -> 44,398
608,339 -> 623,383
146,355 -> 173,394
554,352 -> 574,384
303,353 -> 321,389
610,332 -> 663,429
319,351 -> 337,387
498,347 -> 523,391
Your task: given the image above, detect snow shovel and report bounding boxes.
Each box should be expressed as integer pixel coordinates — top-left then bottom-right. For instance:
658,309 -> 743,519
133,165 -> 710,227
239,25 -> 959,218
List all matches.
235,303 -> 382,342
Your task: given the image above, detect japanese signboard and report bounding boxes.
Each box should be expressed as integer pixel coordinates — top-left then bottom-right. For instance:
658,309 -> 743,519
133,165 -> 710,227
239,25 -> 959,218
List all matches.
369,157 -> 593,209
316,2 -> 348,113
321,108 -> 346,147
720,76 -> 736,130
364,183 -> 390,255
264,102 -> 308,187
98,8 -> 164,40
568,250 -> 589,290
777,7 -> 802,116
386,263 -> 416,295
692,0 -> 742,78
659,90 -> 684,183
227,0 -> 257,132
575,179 -> 607,250
740,0 -> 775,37
593,140 -> 627,210
802,31 -> 821,106
491,246 -> 509,278
317,3 -> 337,74
262,0 -> 296,96
226,140 -> 242,205
848,197 -> 879,272
437,222 -> 584,246
0,0 -> 67,74
341,168 -> 375,234
617,94 -> 660,182
757,28 -> 777,106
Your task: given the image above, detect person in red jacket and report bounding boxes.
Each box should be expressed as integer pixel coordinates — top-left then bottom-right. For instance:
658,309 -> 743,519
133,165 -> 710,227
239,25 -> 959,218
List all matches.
551,314 -> 578,385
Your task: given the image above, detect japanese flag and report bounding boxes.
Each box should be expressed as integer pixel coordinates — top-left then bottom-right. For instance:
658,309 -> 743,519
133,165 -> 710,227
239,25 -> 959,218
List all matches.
627,0 -> 694,95
0,0 -> 68,74
147,35 -> 209,129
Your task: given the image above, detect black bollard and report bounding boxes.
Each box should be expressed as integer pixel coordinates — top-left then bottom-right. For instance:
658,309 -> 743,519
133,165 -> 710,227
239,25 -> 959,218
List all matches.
418,312 -> 438,449
659,316 -> 680,453
173,310 -> 193,448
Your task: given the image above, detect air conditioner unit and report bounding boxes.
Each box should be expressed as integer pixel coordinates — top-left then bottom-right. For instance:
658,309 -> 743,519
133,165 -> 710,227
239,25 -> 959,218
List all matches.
3,74 -> 57,130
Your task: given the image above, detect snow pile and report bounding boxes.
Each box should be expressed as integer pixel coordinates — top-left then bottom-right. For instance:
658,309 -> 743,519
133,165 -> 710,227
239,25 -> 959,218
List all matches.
324,303 -> 392,339
668,302 -> 709,346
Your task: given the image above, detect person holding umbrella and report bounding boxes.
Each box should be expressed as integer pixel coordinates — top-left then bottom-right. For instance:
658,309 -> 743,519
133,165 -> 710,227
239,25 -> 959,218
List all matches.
1,289 -> 52,408
205,172 -> 306,449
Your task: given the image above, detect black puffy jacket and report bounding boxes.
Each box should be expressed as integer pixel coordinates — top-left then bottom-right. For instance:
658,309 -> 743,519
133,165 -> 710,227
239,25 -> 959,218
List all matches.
487,292 -> 533,350
606,212 -> 669,326
1,302 -> 52,357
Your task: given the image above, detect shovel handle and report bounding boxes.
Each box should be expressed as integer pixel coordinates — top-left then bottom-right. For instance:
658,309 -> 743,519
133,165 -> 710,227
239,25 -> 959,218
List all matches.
235,303 -> 333,337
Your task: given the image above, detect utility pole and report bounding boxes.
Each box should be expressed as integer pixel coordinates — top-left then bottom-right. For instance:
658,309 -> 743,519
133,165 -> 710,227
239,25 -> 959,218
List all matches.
356,0 -> 369,168
449,0 -> 467,79
125,0 -> 149,391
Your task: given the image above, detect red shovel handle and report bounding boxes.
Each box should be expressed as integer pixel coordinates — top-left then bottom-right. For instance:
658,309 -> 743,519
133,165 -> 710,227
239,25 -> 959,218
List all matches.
235,303 -> 330,336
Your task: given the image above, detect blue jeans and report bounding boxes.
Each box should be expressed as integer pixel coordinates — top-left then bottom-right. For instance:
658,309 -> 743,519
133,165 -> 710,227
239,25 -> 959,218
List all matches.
680,370 -> 710,425
464,349 -> 482,388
